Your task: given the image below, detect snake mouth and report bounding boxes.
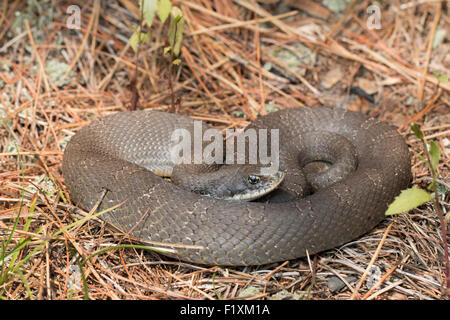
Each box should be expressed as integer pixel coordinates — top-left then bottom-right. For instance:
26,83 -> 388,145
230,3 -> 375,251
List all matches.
230,171 -> 286,201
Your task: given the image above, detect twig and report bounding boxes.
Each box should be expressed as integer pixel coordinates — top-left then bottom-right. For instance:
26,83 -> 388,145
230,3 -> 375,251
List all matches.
350,223 -> 393,299
417,3 -> 441,101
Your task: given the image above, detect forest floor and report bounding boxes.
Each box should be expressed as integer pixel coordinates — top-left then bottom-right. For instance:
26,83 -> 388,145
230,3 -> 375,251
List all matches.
0,0 -> 449,300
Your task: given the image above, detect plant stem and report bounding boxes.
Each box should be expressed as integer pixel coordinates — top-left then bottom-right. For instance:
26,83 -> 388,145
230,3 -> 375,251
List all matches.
167,12 -> 181,114
130,2 -> 145,110
421,139 -> 449,299
168,49 -> 175,113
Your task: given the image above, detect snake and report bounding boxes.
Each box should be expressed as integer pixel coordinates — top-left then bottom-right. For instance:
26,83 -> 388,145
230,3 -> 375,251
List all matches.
62,106 -> 411,266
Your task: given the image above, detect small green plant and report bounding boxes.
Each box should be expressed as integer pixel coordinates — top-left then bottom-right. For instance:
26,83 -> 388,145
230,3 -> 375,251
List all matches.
386,123 -> 449,299
129,0 -> 185,111
130,0 -> 182,53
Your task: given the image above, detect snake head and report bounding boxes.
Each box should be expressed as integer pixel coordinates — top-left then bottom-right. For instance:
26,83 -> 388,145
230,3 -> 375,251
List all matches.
204,166 -> 286,201
234,171 -> 286,201
171,164 -> 286,201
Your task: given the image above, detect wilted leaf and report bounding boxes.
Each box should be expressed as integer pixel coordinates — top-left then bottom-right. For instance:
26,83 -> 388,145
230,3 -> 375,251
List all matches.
163,46 -> 171,56
385,188 -> 432,216
157,0 -> 172,24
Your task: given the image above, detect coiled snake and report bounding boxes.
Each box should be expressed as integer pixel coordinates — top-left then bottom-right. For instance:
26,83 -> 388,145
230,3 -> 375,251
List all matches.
62,106 -> 411,265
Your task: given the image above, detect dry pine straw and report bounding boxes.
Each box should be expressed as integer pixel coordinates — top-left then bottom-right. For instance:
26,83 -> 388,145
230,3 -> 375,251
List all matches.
0,0 -> 449,300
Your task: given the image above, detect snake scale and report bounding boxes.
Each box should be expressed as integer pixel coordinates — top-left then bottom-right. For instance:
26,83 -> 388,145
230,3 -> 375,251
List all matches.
62,106 -> 411,266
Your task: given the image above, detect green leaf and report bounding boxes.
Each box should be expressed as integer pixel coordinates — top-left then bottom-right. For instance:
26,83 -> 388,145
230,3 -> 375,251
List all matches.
157,0 -> 172,24
129,31 -> 151,52
172,58 -> 181,65
139,0 -> 157,27
385,188 -> 432,216
429,140 -> 441,173
410,123 -> 424,140
168,6 -> 184,56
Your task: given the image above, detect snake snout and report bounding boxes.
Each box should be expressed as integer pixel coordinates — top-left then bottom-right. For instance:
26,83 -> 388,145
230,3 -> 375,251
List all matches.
205,167 -> 286,201
230,170 -> 286,201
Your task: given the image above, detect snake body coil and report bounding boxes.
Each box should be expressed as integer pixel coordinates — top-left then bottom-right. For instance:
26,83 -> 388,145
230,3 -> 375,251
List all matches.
63,107 -> 411,265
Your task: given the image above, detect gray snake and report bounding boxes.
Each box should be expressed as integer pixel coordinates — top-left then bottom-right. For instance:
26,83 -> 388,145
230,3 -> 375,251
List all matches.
62,106 -> 411,265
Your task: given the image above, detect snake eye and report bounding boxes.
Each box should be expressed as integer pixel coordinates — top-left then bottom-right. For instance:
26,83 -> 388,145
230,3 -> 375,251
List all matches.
248,175 -> 260,185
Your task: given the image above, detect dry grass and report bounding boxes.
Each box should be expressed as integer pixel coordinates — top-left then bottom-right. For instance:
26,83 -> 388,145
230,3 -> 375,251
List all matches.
0,0 -> 449,300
